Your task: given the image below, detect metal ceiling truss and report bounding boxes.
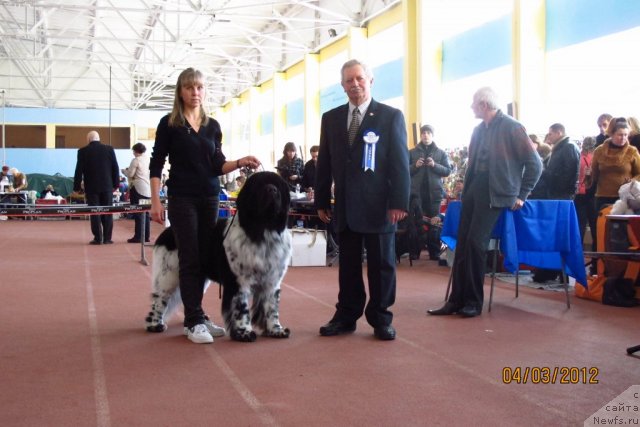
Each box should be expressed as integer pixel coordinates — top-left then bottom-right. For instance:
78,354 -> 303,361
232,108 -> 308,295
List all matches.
0,0 -> 399,111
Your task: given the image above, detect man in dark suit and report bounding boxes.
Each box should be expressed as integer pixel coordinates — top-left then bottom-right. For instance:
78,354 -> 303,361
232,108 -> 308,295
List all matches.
315,59 -> 410,341
73,131 -> 120,245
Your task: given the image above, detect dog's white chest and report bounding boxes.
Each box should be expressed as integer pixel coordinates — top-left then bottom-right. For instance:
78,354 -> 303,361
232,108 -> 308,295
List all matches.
223,220 -> 291,286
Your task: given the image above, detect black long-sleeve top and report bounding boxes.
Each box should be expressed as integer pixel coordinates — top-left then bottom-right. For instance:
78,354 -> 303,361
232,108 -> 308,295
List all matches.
150,115 -> 226,197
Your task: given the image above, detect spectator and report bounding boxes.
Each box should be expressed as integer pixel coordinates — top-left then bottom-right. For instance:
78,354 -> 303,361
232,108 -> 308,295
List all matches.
628,116 -> 640,151
574,136 -> 597,250
125,142 -> 151,244
409,124 -> 451,260
530,123 -> 580,200
587,117 -> 640,256
595,113 -> 613,148
276,142 -> 304,192
536,142 -> 552,166
427,87 -> 541,318
529,123 -> 580,283
41,184 -> 59,198
10,168 -> 28,192
73,130 -> 120,245
529,134 -> 541,150
301,145 -> 319,191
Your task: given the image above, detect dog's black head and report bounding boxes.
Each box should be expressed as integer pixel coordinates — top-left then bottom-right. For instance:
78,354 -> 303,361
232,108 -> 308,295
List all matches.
236,171 -> 290,242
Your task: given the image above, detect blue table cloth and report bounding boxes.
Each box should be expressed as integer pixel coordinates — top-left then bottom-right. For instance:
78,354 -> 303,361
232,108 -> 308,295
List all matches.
441,200 -> 587,287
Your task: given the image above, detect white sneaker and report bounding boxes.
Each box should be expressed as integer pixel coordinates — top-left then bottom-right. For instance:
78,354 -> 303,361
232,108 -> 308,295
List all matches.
186,324 -> 213,344
183,319 -> 226,337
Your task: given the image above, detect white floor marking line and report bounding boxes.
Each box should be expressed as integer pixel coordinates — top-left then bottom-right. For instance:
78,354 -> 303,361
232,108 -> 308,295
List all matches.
205,347 -> 279,427
83,245 -> 111,427
281,282 -> 334,309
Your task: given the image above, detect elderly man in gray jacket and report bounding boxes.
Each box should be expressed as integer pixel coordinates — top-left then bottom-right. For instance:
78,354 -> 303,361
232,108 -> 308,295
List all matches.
428,87 -> 542,318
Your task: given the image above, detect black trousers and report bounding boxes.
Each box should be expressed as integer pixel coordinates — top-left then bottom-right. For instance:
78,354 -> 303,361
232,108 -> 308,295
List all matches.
129,187 -> 150,241
86,191 -> 113,242
168,194 -> 219,328
574,193 -> 597,251
334,228 -> 396,328
448,172 -> 502,309
421,197 -> 443,258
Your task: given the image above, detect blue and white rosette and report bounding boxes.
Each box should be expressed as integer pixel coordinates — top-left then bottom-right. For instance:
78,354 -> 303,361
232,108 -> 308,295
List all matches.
361,130 -> 379,172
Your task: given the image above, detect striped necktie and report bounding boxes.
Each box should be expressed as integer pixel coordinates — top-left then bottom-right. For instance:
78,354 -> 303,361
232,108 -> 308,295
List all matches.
348,108 -> 361,146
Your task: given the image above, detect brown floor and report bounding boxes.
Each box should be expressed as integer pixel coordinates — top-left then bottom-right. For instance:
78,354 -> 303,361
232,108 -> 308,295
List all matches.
0,218 -> 638,427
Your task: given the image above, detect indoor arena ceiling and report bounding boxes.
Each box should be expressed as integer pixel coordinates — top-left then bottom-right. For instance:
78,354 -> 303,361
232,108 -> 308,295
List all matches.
0,0 -> 399,111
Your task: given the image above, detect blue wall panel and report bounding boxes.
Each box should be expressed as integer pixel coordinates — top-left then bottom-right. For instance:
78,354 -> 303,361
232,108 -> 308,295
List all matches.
260,111 -> 273,135
372,59 -> 403,101
4,107 -> 165,127
547,0 -> 640,51
320,83 -> 345,114
442,14 -> 512,82
285,98 -> 304,127
3,147 -> 133,177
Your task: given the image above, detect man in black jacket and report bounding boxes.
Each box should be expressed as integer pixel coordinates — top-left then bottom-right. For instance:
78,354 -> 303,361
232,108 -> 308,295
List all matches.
73,131 -> 120,245
530,123 -> 579,200
409,125 -> 451,259
315,59 -> 410,340
530,123 -> 579,282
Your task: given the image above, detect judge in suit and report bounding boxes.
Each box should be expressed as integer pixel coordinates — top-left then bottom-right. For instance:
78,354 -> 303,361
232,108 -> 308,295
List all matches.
73,130 -> 120,245
315,59 -> 410,341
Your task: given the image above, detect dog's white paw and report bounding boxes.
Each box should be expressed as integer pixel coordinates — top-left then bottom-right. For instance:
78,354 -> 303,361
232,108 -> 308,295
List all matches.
145,323 -> 167,333
230,328 -> 257,342
263,326 -> 291,339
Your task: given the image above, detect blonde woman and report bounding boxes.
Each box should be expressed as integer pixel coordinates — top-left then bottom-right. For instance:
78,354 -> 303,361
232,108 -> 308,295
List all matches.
149,67 -> 260,344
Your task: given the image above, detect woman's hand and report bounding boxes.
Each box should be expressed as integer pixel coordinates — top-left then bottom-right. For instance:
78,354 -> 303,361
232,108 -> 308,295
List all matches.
238,156 -> 261,169
150,198 -> 165,224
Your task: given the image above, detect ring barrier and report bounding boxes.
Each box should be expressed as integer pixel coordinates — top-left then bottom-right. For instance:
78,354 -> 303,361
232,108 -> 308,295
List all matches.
0,201 -> 238,266
0,200 -> 314,266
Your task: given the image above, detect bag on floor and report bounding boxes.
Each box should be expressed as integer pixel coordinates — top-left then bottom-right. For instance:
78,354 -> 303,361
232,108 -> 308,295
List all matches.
602,277 -> 640,307
575,275 -> 605,302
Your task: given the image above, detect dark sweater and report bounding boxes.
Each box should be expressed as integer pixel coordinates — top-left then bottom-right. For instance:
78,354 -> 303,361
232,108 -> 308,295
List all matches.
150,115 -> 226,197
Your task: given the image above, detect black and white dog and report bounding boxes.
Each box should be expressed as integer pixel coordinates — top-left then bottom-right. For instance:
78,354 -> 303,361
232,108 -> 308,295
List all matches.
145,171 -> 292,342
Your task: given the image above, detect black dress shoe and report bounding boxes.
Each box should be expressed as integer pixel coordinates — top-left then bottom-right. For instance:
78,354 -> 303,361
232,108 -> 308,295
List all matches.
373,325 -> 396,341
127,238 -> 141,243
89,239 -> 102,245
427,302 -> 461,315
319,320 -> 356,336
103,240 -> 114,244
459,305 -> 482,318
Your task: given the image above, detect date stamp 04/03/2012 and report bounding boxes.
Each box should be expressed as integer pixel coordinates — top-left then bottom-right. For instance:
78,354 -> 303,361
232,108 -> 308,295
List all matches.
502,366 -> 599,384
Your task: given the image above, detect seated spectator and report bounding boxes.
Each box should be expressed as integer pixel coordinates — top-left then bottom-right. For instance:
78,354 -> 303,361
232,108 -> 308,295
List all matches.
276,142 -> 304,192
41,184 -> 59,198
235,175 -> 245,190
10,168 -> 28,191
0,165 -> 13,191
301,145 -> 319,191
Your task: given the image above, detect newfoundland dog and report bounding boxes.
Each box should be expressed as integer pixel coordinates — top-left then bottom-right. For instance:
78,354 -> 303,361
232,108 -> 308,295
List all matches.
145,171 -> 292,342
